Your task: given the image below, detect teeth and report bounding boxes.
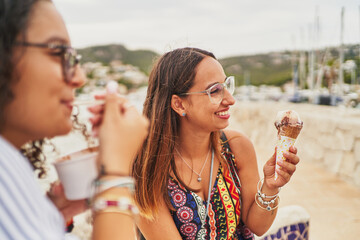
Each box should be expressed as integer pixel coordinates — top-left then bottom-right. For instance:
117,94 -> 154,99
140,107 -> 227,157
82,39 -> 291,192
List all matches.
216,111 -> 228,116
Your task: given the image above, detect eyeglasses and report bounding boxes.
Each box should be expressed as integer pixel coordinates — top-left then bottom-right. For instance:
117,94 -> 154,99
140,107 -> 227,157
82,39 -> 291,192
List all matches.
15,42 -> 82,83
179,76 -> 235,104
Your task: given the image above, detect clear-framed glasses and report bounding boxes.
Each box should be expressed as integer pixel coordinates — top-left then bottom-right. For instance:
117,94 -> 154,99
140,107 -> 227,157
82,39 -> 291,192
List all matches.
15,42 -> 82,83
179,76 -> 235,104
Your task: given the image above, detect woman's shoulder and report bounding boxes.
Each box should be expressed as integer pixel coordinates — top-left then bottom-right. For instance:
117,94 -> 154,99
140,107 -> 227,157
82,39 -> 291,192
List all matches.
222,129 -> 254,150
222,129 -> 256,166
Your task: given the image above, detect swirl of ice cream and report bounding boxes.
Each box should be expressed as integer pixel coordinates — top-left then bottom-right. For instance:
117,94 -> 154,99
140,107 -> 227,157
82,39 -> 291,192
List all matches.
274,110 -> 303,139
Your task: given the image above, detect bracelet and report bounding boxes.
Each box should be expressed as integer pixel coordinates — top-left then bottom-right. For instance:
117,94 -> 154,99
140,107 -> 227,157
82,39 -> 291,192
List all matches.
94,176 -> 135,194
87,177 -> 135,205
254,193 -> 280,211
257,178 -> 280,199
93,197 -> 139,216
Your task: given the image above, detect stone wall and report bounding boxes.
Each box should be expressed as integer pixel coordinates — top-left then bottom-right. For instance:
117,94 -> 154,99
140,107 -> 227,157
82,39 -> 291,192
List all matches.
228,100 -> 360,188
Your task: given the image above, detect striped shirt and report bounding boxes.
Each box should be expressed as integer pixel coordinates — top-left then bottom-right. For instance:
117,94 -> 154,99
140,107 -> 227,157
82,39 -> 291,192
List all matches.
0,136 -> 65,240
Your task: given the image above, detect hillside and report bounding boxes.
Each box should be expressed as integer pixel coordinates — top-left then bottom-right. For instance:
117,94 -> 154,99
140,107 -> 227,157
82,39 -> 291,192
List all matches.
78,44 -> 158,75
78,44 -> 358,86
220,53 -> 292,86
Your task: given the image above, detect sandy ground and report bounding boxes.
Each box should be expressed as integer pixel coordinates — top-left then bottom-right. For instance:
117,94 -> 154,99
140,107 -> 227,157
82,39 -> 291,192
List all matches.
249,145 -> 360,240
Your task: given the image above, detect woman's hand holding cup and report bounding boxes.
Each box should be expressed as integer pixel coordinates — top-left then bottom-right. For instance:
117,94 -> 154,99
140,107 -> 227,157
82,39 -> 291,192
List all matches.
89,81 -> 149,176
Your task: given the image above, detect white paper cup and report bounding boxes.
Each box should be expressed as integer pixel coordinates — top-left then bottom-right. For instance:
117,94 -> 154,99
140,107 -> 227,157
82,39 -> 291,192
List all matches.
54,148 -> 98,200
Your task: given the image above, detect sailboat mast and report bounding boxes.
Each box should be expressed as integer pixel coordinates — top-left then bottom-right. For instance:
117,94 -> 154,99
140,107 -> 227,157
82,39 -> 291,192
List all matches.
308,7 -> 319,92
315,7 -> 322,90
308,25 -> 315,91
338,7 -> 345,96
299,27 -> 306,89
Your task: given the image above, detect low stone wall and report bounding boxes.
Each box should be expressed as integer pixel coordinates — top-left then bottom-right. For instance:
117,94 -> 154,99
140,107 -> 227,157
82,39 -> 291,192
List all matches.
228,100 -> 360,188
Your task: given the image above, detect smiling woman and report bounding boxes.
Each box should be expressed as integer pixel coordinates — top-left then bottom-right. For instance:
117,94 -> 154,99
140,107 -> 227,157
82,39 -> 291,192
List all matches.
0,0 -> 149,239
133,48 -> 300,240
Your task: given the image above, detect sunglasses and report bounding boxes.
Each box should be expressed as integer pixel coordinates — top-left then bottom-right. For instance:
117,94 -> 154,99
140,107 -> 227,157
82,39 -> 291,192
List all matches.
15,42 -> 81,83
179,76 -> 235,104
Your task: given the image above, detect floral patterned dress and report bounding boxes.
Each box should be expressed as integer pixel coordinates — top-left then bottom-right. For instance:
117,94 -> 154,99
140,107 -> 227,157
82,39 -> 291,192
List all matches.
168,135 -> 255,240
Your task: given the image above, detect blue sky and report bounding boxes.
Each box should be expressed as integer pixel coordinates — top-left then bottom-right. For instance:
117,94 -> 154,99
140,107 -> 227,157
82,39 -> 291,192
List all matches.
54,0 -> 359,58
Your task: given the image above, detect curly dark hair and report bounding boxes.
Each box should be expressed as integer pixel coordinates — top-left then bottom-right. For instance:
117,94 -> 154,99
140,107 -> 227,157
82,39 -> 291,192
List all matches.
71,106 -> 94,147
20,111 -> 90,178
20,139 -> 53,178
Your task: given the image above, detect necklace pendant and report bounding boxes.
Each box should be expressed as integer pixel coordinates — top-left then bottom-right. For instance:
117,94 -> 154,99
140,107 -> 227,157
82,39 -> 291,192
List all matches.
197,177 -> 202,182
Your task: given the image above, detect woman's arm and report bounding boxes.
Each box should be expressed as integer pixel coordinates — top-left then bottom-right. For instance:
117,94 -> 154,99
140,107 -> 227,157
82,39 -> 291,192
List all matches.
137,199 -> 182,240
224,129 -> 299,236
92,187 -> 138,240
89,82 -> 149,240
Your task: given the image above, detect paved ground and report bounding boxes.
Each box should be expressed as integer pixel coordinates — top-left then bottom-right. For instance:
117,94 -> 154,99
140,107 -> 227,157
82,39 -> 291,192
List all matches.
254,146 -> 360,240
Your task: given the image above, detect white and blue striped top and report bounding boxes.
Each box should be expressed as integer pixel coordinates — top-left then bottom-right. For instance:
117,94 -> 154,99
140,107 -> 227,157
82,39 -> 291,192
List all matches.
0,136 -> 65,240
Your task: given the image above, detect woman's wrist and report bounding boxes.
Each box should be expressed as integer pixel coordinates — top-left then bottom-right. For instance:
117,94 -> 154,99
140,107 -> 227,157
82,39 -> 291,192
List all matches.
255,178 -> 280,212
92,187 -> 138,217
95,185 -> 132,198
99,147 -> 134,175
261,178 -> 280,196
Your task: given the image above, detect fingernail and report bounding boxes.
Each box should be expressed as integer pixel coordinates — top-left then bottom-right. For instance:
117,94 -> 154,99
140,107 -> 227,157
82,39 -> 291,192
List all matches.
106,80 -> 118,94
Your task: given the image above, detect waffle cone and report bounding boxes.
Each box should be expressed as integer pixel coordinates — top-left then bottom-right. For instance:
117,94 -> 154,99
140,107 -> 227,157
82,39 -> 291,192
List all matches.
279,125 -> 302,139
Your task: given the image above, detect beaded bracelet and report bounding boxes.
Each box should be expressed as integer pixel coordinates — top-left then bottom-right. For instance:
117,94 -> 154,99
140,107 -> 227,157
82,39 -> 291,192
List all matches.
94,176 -> 135,194
257,178 -> 280,199
93,197 -> 139,216
254,193 -> 280,211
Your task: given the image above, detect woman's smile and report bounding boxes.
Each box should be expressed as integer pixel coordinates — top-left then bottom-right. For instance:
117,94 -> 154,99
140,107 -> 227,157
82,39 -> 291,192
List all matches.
215,107 -> 230,119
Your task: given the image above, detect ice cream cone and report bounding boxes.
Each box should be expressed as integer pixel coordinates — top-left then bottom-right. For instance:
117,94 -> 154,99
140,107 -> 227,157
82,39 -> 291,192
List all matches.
274,110 -> 303,180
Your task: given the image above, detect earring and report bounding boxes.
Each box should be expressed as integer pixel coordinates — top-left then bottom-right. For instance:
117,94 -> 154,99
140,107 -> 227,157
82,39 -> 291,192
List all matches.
182,112 -> 186,117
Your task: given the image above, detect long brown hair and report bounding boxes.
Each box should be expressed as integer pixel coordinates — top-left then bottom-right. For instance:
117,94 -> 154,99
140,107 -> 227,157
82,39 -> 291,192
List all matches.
132,47 -> 227,217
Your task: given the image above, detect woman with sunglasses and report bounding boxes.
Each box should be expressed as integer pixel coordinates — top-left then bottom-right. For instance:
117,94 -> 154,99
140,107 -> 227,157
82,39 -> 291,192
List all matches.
133,48 -> 300,239
0,0 -> 148,239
